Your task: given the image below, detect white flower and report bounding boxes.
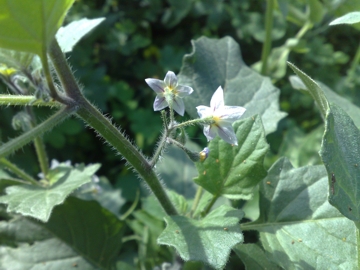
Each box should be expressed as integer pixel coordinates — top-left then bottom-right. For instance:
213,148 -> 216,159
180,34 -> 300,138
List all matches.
145,71 -> 193,116
196,86 -> 246,145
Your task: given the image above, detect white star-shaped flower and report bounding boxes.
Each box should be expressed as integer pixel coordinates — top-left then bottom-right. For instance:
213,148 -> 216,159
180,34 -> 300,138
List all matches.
145,71 -> 193,116
196,86 -> 246,145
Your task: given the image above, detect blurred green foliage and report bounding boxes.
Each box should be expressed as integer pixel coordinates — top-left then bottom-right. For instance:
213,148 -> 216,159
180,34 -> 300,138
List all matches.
1,0 -> 360,267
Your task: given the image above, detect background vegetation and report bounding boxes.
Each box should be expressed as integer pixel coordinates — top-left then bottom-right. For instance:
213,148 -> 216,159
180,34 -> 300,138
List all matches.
1,0 -> 360,268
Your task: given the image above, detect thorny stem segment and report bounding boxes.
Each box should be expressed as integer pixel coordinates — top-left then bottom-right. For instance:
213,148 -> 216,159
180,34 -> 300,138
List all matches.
150,129 -> 168,168
0,95 -> 61,107
0,158 -> 40,186
48,39 -> 82,102
49,38 -> 178,216
0,106 -> 75,160
77,101 -> 178,216
260,0 -> 275,75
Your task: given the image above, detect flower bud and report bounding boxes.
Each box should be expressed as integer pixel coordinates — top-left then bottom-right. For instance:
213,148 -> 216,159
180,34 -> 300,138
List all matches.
199,147 -> 209,162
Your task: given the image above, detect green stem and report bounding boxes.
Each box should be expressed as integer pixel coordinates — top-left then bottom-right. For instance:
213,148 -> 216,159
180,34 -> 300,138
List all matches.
202,195 -> 218,217
190,186 -> 203,217
150,129 -> 168,168
355,222 -> 360,269
48,39 -> 83,100
0,95 -> 61,107
295,21 -> 313,39
26,107 -> 49,177
0,106 -> 75,158
0,158 -> 40,186
49,38 -> 178,216
347,44 -> 360,82
172,118 -> 210,129
77,101 -> 177,215
260,0 -> 275,75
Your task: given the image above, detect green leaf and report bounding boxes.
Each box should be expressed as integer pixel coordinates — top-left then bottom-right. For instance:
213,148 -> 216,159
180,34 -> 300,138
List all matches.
320,103 -> 360,221
194,115 -> 269,200
289,75 -> 360,128
330,11 -> 360,25
243,158 -> 356,269
233,243 -> 279,270
56,17 -> 105,53
287,62 -> 329,118
158,205 -> 244,269
0,163 -> 100,222
0,196 -> 125,269
0,0 -> 74,58
178,36 -> 286,134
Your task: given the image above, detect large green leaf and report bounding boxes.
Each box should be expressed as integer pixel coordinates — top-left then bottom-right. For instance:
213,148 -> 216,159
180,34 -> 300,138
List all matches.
320,103 -> 360,221
56,17 -> 105,53
0,0 -> 74,58
0,163 -> 100,222
158,205 -> 244,269
243,158 -> 356,269
194,115 -> 269,200
178,36 -> 286,134
0,196 -> 125,269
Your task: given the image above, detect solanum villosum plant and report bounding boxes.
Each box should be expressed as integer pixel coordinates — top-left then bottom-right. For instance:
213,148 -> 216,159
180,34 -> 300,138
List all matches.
0,1 -> 360,269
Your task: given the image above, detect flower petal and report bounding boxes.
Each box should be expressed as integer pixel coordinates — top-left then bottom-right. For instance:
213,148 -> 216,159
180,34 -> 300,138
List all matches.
215,106 -> 246,124
196,105 -> 212,119
210,86 -> 225,110
145,78 -> 166,94
164,71 -> 177,88
176,85 -> 194,97
172,97 -> 185,116
153,96 -> 168,111
217,125 -> 238,145
203,125 -> 217,141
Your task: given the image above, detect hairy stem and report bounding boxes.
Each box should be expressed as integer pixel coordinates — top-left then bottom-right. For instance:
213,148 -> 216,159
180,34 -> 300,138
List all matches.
49,38 -> 178,216
48,39 -> 83,100
260,0 -> 275,75
0,158 -> 40,186
150,129 -> 168,168
0,106 -> 75,159
0,95 -> 61,107
77,101 -> 177,215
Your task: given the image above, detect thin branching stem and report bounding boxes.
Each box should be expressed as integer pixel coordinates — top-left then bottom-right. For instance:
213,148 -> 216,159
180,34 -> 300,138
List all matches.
0,106 -> 75,159
0,158 -> 40,186
190,186 -> 203,217
26,107 -> 49,176
260,0 -> 275,75
202,195 -> 218,217
0,95 -> 61,107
